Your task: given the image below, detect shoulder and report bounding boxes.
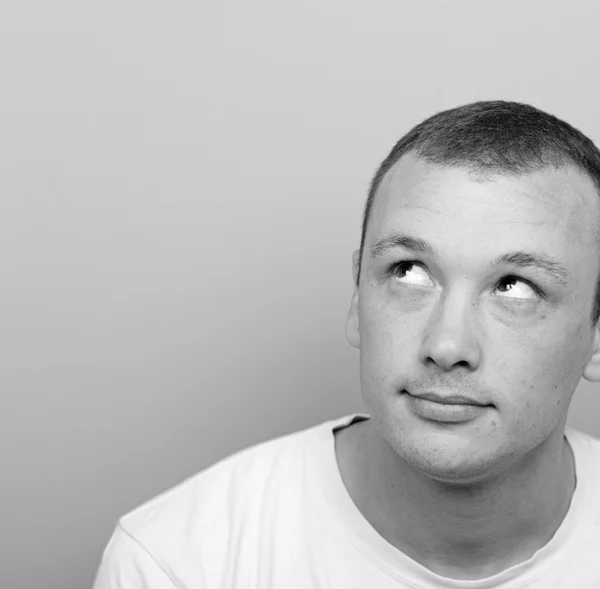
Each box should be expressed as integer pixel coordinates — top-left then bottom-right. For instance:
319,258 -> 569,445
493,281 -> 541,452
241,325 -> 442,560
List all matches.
117,413 -> 363,543
93,413 -> 364,587
120,422 -> 317,541
94,425 -> 319,587
117,415 -> 354,555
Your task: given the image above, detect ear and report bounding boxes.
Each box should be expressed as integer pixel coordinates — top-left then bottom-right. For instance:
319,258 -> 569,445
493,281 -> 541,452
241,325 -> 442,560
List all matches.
345,250 -> 361,349
583,323 -> 600,382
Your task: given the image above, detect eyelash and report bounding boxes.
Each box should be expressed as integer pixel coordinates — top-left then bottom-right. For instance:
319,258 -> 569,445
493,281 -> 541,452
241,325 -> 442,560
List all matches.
387,261 -> 545,298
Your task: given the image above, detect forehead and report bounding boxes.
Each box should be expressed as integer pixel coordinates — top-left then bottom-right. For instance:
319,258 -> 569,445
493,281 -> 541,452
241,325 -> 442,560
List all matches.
369,153 -> 600,260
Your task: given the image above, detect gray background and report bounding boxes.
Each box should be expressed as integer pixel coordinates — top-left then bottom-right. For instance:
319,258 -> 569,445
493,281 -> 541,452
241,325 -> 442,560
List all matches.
1,1 -> 599,588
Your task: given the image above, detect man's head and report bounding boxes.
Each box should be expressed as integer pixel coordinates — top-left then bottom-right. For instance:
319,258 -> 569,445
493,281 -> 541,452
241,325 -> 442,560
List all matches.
345,100 -> 600,483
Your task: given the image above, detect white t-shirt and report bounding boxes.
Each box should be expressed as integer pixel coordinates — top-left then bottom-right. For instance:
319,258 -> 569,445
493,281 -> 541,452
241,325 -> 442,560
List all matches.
93,414 -> 600,588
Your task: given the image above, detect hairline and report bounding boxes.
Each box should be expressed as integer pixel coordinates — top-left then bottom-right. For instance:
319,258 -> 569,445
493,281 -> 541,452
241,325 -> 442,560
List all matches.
359,151 -> 600,271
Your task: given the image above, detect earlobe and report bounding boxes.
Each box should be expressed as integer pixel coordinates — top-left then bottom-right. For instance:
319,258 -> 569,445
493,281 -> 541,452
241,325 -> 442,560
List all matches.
345,250 -> 361,349
582,325 -> 600,382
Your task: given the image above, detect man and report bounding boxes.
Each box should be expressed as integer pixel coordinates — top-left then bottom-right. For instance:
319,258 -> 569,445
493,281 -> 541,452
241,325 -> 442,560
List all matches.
93,101 -> 600,587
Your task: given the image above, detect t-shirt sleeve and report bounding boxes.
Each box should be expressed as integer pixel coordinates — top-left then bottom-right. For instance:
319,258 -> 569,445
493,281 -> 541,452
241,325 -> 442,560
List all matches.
92,523 -> 178,589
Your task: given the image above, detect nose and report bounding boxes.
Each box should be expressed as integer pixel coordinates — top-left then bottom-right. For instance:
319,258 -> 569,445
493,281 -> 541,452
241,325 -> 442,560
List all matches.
419,288 -> 482,372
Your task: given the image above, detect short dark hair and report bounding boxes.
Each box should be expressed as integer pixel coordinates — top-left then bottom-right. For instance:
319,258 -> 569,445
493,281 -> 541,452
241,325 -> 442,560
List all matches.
357,100 -> 600,327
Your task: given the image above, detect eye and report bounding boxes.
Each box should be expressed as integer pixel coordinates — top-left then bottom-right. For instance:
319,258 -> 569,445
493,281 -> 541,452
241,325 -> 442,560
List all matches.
389,262 -> 542,301
494,276 -> 540,300
390,261 -> 433,287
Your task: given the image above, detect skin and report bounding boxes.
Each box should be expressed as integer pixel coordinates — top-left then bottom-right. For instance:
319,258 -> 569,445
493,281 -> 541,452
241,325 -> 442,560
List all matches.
339,152 -> 600,580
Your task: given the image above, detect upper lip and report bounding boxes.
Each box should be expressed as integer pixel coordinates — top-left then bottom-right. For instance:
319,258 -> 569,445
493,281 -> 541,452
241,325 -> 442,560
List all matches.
408,391 -> 489,406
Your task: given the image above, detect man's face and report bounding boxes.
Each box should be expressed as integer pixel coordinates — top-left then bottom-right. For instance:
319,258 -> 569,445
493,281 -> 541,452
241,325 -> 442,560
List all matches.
347,153 -> 600,482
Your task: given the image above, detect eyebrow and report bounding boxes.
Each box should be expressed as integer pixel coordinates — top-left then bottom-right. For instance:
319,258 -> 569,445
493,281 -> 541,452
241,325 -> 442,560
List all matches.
368,233 -> 571,286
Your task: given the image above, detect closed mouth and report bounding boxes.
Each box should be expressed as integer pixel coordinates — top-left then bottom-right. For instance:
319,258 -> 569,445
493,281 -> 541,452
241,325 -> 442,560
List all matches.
404,390 -> 491,407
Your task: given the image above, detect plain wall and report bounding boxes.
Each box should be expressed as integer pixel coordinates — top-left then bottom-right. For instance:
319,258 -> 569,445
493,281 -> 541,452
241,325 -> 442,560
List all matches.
2,1 -> 600,587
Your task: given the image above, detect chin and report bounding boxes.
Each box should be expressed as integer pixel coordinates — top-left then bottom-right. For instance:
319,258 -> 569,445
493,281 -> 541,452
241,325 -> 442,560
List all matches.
379,418 -> 503,484
400,446 -> 497,485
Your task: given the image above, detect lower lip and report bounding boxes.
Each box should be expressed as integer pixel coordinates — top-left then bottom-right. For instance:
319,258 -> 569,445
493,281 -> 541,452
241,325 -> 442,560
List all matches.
405,394 -> 489,423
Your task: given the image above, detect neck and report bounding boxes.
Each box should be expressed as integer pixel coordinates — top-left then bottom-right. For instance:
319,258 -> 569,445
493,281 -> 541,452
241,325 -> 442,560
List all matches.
335,419 -> 576,580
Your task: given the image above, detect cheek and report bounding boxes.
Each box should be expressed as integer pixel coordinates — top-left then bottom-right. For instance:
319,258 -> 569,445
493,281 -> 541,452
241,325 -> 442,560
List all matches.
359,305 -> 415,381
494,321 -> 588,425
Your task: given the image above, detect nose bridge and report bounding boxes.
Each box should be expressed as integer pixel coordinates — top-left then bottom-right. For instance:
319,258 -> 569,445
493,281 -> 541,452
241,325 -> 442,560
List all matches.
420,282 -> 482,371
